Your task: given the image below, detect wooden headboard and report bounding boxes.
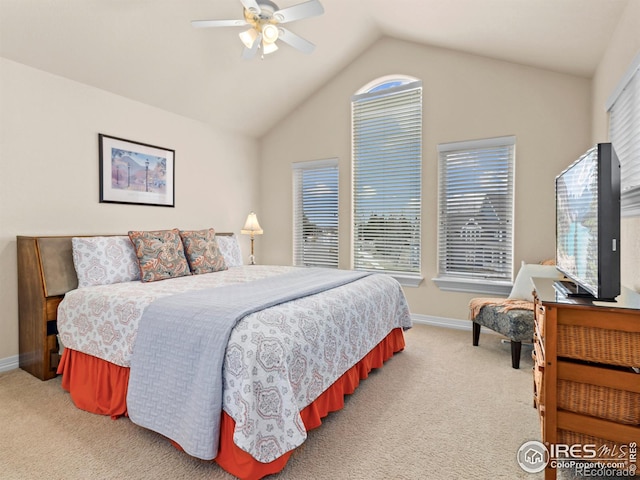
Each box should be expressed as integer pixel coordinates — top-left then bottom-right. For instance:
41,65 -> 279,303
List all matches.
16,232 -> 234,380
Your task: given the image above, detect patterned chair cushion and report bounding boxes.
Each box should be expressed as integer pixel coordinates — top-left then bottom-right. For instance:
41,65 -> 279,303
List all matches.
128,229 -> 191,282
72,236 -> 140,287
473,305 -> 534,342
469,260 -> 558,342
179,228 -> 227,275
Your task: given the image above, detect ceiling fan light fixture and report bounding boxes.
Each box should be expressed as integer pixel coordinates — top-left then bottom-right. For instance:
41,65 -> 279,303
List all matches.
261,23 -> 279,44
192,0 -> 324,59
262,41 -> 279,55
239,28 -> 259,48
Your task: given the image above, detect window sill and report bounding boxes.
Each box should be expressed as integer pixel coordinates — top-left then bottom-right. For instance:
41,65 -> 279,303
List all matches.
358,269 -> 423,287
432,276 -> 512,296
391,274 -> 423,287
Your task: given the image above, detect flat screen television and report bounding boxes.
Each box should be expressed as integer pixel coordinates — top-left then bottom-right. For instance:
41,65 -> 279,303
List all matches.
555,143 -> 621,301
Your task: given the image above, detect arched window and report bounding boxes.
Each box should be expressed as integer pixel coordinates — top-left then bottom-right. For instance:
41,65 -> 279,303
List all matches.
351,76 -> 422,285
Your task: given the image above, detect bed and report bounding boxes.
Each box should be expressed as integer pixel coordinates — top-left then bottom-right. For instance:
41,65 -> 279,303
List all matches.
30,230 -> 412,479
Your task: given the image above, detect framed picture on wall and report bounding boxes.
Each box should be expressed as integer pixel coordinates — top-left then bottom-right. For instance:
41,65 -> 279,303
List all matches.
99,134 -> 175,207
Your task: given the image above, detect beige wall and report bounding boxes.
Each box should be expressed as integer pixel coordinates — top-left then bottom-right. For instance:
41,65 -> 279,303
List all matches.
0,58 -> 259,362
591,0 -> 640,292
2,7 -> 636,363
259,37 -> 592,321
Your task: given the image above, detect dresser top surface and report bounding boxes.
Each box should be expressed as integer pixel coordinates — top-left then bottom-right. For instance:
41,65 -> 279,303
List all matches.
532,277 -> 640,312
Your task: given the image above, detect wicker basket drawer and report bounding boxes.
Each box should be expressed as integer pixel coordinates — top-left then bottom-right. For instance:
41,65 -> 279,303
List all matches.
557,324 -> 640,367
558,430 -> 624,455
557,430 -> 637,469
535,304 -> 545,337
533,330 -> 545,365
558,379 -> 640,425
532,350 -> 544,404
532,352 -> 545,438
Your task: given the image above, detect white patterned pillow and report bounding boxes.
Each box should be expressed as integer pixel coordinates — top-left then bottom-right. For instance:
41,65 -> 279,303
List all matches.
216,234 -> 243,267
72,236 -> 141,287
508,261 -> 561,302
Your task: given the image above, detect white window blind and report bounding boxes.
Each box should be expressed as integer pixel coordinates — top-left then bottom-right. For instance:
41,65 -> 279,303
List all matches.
607,53 -> 640,216
292,159 -> 339,267
437,136 -> 515,284
352,81 -> 422,277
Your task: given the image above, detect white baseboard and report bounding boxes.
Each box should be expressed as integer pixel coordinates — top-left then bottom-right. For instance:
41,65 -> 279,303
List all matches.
411,313 -> 499,335
411,313 -> 472,330
0,355 -> 19,373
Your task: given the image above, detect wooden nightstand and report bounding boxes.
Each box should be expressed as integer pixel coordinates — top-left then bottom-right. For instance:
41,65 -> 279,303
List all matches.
17,236 -> 78,380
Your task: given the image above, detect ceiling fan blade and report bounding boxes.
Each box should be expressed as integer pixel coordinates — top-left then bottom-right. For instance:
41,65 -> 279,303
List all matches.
274,0 -> 324,24
191,19 -> 248,28
240,0 -> 262,14
242,33 -> 262,59
278,28 -> 315,54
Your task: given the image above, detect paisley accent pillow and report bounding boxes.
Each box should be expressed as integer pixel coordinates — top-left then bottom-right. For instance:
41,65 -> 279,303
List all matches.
216,234 -> 243,267
72,236 -> 141,287
128,229 -> 191,282
179,228 -> 228,274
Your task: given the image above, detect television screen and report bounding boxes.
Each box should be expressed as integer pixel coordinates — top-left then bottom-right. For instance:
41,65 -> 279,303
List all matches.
555,143 -> 620,301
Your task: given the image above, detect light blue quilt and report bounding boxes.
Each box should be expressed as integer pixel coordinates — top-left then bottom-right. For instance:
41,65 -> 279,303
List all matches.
126,267 -> 369,460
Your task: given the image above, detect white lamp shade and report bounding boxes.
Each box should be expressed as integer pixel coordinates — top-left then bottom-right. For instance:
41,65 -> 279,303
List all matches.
239,28 -> 259,49
262,41 -> 279,55
241,212 -> 263,235
262,24 -> 279,44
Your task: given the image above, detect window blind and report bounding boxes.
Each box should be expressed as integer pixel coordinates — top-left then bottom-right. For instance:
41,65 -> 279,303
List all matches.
352,82 -> 422,275
607,54 -> 640,216
437,136 -> 515,282
292,159 -> 339,267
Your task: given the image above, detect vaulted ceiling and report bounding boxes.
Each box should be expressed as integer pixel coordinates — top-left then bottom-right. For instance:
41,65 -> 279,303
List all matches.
0,0 -> 629,138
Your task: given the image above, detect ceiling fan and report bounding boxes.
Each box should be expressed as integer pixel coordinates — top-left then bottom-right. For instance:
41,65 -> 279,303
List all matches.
192,0 -> 325,59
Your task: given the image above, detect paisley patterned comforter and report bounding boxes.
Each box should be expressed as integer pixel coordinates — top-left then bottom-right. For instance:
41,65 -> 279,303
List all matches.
57,265 -> 412,462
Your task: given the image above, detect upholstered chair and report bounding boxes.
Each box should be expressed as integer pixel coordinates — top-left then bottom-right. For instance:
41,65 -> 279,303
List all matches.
469,262 -> 561,369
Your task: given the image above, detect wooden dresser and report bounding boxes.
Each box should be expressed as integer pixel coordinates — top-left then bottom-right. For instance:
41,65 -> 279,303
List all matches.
532,277 -> 640,479
17,236 -> 79,380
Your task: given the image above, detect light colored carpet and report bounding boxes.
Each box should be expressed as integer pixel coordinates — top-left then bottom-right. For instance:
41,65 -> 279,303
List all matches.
0,325 -> 545,479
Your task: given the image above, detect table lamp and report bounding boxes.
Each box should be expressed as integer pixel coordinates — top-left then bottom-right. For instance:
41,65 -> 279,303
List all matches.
241,211 -> 263,265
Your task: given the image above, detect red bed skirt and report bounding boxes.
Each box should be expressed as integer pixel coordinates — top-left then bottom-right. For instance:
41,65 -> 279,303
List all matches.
58,327 -> 405,480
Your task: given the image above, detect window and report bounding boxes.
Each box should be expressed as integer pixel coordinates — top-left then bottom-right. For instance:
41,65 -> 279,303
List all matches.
435,136 -> 515,295
607,53 -> 640,216
292,158 -> 339,267
351,77 -> 422,285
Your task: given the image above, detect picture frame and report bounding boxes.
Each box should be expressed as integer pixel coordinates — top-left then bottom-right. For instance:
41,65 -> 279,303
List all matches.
99,134 -> 175,207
